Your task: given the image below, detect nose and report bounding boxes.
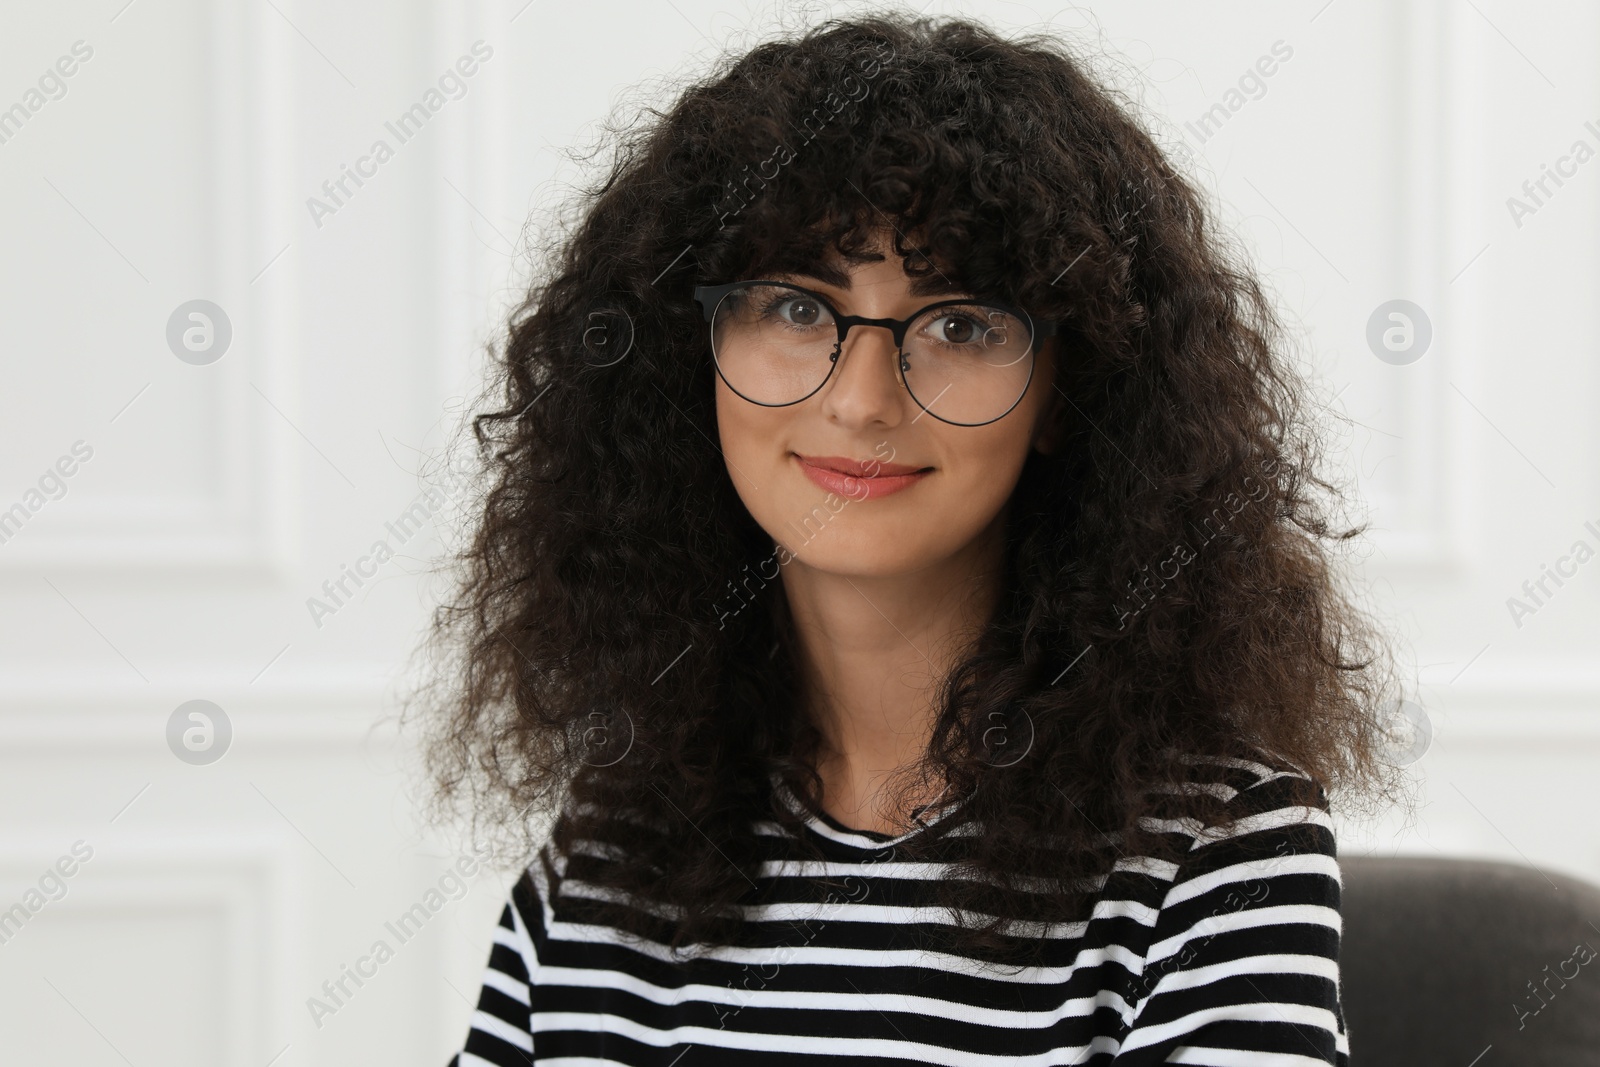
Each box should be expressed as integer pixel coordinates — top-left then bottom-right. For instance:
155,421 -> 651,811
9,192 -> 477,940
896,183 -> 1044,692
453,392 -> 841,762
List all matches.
816,323 -> 908,427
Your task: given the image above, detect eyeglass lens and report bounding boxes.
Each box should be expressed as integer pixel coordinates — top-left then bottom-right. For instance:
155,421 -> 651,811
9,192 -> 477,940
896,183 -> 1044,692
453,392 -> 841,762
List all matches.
709,283 -> 1035,426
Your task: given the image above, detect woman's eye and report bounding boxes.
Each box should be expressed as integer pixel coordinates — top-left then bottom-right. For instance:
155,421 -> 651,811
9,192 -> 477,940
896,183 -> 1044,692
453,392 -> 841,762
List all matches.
775,298 -> 827,326
930,313 -> 983,344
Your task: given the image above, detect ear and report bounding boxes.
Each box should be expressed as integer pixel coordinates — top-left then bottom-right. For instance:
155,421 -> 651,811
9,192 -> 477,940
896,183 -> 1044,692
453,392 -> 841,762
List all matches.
1031,343 -> 1068,457
1033,395 -> 1067,456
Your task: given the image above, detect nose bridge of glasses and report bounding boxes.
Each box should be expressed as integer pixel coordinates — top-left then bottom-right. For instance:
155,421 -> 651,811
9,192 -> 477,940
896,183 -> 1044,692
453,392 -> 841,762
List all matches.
823,322 -> 910,417
821,317 -> 909,414
836,312 -> 912,353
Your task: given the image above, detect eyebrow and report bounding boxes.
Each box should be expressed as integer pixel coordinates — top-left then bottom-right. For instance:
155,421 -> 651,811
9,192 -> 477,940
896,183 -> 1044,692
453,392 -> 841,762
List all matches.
769,261 -> 972,299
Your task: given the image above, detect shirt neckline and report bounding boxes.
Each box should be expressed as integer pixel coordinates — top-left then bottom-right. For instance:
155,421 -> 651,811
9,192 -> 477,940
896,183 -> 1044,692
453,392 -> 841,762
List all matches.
770,773 -> 971,850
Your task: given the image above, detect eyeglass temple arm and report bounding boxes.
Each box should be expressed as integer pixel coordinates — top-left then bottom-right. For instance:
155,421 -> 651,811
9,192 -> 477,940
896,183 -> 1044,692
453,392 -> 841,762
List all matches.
692,283 -> 742,323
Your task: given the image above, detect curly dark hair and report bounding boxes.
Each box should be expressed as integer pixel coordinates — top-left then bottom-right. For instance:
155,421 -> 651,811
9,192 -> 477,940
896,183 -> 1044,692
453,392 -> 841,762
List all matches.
403,10 -> 1407,967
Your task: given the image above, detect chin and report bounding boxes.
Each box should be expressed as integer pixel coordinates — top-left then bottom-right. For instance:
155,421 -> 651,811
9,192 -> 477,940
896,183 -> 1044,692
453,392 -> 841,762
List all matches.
776,521 -> 945,578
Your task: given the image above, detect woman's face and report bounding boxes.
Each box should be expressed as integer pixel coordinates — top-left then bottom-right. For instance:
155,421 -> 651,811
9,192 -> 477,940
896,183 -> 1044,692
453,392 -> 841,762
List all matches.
713,233 -> 1062,578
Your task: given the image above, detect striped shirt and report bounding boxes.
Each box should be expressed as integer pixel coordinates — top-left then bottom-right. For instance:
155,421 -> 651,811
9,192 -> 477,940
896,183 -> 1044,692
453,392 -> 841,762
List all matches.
448,758 -> 1349,1065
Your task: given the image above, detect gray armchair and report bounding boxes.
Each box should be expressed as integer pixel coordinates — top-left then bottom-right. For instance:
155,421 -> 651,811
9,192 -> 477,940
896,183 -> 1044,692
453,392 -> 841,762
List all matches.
1341,855 -> 1600,1066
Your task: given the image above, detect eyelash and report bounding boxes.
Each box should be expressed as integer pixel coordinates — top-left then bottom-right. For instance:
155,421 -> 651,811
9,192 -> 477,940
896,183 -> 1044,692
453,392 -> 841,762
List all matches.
750,294 -> 1000,355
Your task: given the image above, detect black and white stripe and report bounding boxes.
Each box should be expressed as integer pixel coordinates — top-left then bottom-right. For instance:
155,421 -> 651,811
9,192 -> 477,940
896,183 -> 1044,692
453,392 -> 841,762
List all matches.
448,757 -> 1349,1065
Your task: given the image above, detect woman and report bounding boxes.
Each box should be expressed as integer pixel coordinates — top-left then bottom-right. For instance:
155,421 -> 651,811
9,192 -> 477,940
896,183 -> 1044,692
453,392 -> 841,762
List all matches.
417,12 -> 1401,1065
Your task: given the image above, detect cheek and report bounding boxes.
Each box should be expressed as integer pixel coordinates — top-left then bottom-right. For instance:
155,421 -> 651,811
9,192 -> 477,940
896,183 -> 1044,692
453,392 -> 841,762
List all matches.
715,380 -> 786,501
934,433 -> 1033,521
910,399 -> 1048,546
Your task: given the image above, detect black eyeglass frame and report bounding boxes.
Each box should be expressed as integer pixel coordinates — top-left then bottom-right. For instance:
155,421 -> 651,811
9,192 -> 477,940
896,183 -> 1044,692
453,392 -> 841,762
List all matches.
692,279 -> 1060,427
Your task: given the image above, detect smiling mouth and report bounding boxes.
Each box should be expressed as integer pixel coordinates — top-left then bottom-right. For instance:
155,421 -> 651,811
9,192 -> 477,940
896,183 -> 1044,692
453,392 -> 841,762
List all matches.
792,454 -> 933,500
792,453 -> 932,478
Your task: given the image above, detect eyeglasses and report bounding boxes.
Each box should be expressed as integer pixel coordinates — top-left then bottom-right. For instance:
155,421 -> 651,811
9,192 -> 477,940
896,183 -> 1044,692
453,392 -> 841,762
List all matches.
692,280 -> 1058,427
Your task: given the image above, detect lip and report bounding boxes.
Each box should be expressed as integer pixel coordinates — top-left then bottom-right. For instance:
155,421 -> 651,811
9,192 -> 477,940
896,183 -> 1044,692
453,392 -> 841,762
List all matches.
794,453 -> 932,500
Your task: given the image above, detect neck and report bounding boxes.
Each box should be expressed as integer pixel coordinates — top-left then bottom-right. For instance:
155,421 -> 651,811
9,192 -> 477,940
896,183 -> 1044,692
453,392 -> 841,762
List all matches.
779,509 -> 1008,835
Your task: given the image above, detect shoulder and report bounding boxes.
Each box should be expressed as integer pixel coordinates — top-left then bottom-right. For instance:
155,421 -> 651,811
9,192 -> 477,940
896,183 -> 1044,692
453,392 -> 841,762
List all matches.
1115,753 -> 1347,1060
464,833 -> 577,985
1149,751 -> 1340,917
1172,750 -> 1334,829
1150,751 -> 1341,933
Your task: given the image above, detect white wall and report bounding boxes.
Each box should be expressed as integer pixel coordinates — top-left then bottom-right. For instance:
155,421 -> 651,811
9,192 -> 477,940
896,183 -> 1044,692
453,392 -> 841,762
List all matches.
0,1 -> 1595,1063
